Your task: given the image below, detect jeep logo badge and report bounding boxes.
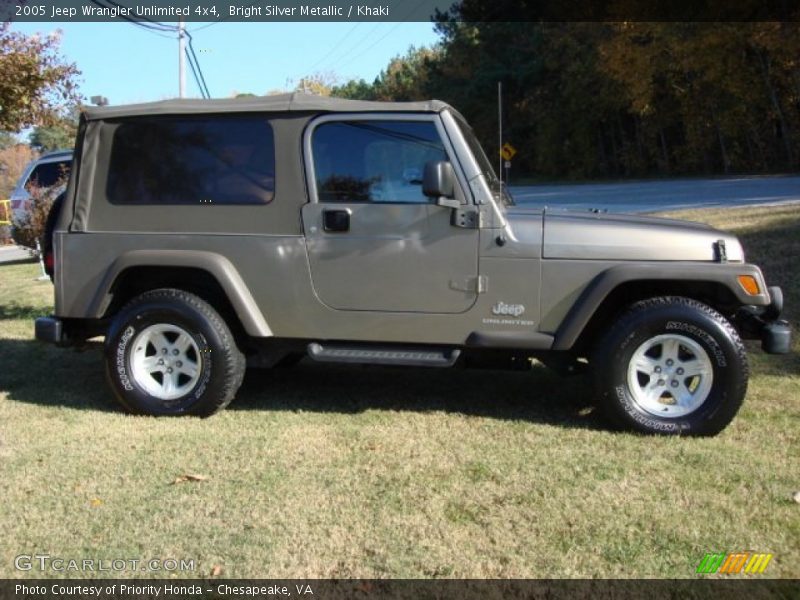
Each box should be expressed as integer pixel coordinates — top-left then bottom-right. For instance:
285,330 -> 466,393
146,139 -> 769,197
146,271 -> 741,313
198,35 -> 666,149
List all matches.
492,302 -> 525,317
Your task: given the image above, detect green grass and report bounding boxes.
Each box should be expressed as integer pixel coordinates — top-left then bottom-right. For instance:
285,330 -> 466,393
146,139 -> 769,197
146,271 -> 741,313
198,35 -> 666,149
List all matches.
0,205 -> 798,579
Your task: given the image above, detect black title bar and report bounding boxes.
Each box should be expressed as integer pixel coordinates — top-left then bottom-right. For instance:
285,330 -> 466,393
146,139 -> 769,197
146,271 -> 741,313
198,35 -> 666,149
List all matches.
3,0 -> 800,23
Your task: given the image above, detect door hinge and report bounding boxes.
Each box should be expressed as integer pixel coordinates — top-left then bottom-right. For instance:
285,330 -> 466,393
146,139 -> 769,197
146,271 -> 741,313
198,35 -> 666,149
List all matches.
714,239 -> 728,263
450,275 -> 488,294
451,208 -> 480,229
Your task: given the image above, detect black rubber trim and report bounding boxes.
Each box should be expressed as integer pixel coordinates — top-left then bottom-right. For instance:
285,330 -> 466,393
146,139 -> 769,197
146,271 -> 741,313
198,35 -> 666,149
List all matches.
762,320 -> 792,354
465,331 -> 554,350
35,316 -> 63,344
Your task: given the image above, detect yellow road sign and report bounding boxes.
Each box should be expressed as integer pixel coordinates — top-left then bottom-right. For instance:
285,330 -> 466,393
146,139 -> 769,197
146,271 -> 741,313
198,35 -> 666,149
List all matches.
500,142 -> 517,161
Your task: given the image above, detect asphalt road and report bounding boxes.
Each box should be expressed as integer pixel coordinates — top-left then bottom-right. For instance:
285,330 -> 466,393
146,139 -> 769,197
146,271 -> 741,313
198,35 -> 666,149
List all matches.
0,245 -> 32,264
510,174 -> 800,213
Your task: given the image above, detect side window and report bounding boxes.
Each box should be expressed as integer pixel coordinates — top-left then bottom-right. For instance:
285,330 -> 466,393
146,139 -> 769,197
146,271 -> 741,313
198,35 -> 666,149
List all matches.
106,116 -> 275,205
26,161 -> 71,190
311,120 -> 448,203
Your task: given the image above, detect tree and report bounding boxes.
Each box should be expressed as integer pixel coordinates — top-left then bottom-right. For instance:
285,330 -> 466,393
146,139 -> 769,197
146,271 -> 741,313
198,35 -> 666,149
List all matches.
0,143 -> 36,245
10,180 -> 63,249
29,107 -> 80,152
0,143 -> 35,198
295,72 -> 338,96
327,15 -> 800,179
371,46 -> 440,101
0,132 -> 18,149
0,24 -> 81,132
330,78 -> 376,100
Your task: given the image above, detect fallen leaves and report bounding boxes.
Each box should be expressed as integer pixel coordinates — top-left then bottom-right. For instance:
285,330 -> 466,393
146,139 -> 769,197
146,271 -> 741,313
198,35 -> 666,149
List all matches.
170,474 -> 209,485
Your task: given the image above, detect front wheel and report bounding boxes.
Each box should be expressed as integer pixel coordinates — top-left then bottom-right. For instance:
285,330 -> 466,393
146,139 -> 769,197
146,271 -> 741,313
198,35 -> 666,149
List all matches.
592,297 -> 748,436
104,289 -> 245,416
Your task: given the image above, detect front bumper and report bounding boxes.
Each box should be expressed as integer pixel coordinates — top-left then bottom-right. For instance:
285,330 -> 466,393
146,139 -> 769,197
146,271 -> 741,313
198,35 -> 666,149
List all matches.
736,286 -> 792,354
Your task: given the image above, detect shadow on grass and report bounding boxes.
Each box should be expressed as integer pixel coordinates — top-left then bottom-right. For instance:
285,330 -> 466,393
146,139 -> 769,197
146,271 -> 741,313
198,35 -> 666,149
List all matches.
0,337 -> 602,430
234,360 -> 603,430
0,338 -> 116,412
0,303 -> 51,321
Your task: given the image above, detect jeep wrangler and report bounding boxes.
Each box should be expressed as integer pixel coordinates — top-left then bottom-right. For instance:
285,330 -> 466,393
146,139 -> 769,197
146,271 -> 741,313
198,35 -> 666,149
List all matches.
35,93 -> 791,435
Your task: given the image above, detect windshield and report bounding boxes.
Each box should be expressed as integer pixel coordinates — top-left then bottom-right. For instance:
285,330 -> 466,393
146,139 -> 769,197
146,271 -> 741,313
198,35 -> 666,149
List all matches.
453,114 -> 514,206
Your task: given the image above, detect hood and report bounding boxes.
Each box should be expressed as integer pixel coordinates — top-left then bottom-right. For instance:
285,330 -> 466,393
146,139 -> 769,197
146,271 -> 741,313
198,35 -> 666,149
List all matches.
506,207 -> 744,262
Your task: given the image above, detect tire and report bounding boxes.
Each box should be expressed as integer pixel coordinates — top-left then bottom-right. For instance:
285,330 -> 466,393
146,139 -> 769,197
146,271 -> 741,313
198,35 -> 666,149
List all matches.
43,192 -> 65,281
592,296 -> 748,436
104,288 -> 245,417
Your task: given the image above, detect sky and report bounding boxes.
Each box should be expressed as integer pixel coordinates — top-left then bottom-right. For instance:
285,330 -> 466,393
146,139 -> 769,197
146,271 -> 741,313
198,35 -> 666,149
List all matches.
11,21 -> 440,105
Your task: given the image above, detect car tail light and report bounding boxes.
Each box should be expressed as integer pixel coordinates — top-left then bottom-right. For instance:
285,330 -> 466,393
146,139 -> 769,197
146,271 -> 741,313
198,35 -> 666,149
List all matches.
10,200 -> 21,209
45,250 -> 54,276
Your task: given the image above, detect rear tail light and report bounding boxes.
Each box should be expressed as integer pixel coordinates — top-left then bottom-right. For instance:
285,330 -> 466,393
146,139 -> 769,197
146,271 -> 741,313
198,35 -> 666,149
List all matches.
44,250 -> 54,276
10,200 -> 21,209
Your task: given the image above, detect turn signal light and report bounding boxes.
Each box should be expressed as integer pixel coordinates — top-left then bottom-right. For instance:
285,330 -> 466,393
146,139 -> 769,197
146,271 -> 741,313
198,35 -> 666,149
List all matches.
737,275 -> 760,296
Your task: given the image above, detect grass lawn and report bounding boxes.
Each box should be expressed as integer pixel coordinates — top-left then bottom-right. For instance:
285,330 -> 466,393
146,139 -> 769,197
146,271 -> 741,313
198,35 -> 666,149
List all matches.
0,204 -> 797,579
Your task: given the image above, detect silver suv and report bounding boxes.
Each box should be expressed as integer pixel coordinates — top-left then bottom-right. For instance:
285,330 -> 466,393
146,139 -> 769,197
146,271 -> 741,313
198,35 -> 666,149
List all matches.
35,94 -> 791,435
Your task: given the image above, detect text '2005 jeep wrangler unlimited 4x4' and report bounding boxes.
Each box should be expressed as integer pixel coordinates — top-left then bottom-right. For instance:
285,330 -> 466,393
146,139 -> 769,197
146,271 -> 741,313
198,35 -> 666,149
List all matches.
35,94 -> 791,435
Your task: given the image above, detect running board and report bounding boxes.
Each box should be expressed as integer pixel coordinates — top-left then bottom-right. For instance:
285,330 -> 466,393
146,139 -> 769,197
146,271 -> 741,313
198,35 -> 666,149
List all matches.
307,343 -> 460,367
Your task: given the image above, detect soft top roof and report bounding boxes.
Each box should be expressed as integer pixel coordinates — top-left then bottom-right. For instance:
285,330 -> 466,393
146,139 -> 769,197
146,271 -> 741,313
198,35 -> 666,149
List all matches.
83,92 -> 453,121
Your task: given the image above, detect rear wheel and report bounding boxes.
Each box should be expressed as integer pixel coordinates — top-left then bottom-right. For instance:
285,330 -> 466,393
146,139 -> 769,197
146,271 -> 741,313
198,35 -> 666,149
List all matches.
105,288 -> 245,416
592,296 -> 748,436
43,192 -> 65,280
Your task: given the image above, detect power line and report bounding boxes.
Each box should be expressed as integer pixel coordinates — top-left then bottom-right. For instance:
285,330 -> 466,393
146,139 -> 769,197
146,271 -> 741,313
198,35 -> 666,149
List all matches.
313,22 -> 384,73
102,0 -> 177,31
90,0 -> 211,98
89,0 -> 176,37
337,1 -> 431,70
184,48 -> 208,98
185,31 -> 211,98
337,23 -> 405,70
189,19 -> 229,33
305,23 -> 362,74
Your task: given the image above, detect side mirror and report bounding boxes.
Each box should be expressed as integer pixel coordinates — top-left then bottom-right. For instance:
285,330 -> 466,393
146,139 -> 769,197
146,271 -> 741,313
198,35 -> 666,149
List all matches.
423,161 -> 459,208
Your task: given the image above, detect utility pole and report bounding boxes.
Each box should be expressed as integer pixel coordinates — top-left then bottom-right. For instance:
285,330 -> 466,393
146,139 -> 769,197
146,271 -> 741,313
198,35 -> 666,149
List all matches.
178,17 -> 186,98
498,81 -> 503,185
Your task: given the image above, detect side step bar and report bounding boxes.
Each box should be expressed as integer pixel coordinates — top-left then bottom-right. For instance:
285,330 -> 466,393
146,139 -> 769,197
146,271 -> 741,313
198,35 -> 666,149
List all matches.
307,343 -> 460,368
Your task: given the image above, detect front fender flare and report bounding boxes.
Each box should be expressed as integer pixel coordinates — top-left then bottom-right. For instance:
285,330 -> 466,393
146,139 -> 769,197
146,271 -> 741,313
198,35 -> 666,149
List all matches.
552,262 -> 769,351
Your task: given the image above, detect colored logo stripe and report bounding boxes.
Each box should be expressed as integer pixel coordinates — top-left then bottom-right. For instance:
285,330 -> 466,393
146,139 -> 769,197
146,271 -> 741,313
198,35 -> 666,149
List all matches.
697,552 -> 773,574
697,553 -> 726,574
745,553 -> 773,574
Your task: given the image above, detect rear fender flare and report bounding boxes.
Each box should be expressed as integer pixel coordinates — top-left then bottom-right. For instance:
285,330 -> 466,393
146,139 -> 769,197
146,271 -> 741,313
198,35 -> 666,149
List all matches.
89,250 -> 272,337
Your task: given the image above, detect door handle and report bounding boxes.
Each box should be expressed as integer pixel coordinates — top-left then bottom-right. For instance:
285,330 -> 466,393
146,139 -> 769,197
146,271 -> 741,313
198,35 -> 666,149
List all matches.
323,209 -> 350,232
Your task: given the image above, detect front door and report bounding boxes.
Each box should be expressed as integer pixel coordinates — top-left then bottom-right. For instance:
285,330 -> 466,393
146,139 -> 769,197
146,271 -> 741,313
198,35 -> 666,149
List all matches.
301,117 -> 479,314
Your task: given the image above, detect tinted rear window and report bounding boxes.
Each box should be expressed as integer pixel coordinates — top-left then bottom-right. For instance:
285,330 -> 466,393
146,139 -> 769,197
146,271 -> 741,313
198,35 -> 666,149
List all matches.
26,160 -> 71,189
106,116 -> 275,205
